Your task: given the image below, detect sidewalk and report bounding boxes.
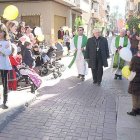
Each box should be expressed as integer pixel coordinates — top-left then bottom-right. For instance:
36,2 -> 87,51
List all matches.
0,85 -> 37,131
117,96 -> 140,140
0,56 -> 140,140
0,47 -> 69,131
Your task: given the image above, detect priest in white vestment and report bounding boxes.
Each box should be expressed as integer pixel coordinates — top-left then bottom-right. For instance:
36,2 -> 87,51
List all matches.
69,27 -> 88,81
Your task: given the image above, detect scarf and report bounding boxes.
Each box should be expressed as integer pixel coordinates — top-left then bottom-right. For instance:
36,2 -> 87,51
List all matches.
113,36 -> 128,69
68,35 -> 87,68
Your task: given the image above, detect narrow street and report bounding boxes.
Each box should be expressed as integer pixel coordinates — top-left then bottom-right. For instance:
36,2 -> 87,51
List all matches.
0,56 -> 129,140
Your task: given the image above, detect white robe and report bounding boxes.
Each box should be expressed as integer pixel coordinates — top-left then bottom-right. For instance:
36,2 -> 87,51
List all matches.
70,36 -> 88,75
110,36 -> 131,75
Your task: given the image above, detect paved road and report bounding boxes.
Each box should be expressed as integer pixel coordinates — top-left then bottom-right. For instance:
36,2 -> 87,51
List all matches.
0,57 -> 128,140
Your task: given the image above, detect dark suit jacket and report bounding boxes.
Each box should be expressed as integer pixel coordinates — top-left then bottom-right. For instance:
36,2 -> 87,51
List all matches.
58,30 -> 64,39
85,36 -> 109,69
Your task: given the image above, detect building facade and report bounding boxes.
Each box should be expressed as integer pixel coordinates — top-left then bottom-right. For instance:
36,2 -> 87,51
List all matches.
126,0 -> 140,18
83,0 -> 110,37
0,0 -> 110,40
0,0 -> 90,41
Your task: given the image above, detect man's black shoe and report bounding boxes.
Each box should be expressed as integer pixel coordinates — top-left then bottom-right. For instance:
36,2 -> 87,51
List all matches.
114,75 -> 117,80
77,74 -> 81,78
97,82 -> 101,86
2,104 -> 8,109
136,108 -> 140,115
93,81 -> 97,84
81,77 -> 85,81
127,109 -> 137,116
119,75 -> 122,80
81,75 -> 85,81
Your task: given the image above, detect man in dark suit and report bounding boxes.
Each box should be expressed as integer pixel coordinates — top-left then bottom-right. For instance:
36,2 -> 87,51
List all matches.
85,29 -> 109,86
58,27 -> 64,40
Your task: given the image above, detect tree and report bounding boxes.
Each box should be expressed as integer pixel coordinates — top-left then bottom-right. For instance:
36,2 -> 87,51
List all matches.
74,17 -> 85,30
127,16 -> 140,33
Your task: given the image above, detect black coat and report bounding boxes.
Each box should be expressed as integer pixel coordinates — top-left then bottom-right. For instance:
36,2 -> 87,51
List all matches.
22,48 -> 34,68
85,36 -> 109,69
58,30 -> 64,39
128,55 -> 140,95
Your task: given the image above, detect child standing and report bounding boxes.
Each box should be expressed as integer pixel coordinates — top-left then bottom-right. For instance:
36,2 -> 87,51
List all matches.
0,24 -> 12,109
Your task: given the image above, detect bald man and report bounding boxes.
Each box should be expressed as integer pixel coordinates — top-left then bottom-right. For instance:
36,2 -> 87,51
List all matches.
85,29 -> 109,86
111,29 -> 131,80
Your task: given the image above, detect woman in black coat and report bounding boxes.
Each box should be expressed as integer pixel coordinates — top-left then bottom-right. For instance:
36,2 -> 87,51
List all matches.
127,42 -> 140,116
85,29 -> 109,86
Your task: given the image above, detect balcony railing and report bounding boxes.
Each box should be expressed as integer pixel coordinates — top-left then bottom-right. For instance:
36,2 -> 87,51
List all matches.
71,0 -> 90,12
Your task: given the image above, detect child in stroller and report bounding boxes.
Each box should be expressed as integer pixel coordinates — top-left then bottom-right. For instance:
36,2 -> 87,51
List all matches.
40,42 -> 65,78
18,41 -> 42,93
18,64 -> 42,93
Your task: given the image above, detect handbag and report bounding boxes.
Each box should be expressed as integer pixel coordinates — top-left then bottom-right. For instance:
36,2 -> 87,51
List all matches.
127,71 -> 136,81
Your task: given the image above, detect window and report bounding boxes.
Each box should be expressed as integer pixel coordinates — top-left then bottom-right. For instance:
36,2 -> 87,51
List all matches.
21,15 -> 40,28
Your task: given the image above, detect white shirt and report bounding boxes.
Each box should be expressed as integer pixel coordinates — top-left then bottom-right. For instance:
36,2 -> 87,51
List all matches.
110,36 -> 131,54
0,40 -> 12,70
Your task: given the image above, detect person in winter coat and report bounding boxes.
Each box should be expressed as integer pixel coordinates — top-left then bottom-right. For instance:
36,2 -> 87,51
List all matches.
8,44 -> 21,90
85,28 -> 109,86
0,23 -> 12,109
22,41 -> 35,68
33,45 -> 43,74
127,42 -> 140,116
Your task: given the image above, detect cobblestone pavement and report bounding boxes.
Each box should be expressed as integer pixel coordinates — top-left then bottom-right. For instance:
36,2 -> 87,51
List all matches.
0,61 -> 129,140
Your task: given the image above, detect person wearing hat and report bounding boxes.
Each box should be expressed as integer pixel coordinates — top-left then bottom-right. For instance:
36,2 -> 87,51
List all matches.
85,29 -> 109,86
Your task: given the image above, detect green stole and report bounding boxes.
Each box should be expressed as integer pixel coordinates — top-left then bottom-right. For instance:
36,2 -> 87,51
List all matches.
113,36 -> 128,69
68,35 -> 87,68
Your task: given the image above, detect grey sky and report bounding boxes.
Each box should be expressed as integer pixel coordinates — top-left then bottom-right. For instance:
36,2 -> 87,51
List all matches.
107,0 -> 126,15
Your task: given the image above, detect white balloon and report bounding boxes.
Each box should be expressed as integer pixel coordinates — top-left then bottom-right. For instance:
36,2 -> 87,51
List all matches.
34,27 -> 42,36
119,47 -> 132,62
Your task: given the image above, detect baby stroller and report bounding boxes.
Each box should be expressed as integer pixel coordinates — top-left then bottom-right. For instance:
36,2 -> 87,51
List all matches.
40,42 -> 65,78
18,64 -> 42,93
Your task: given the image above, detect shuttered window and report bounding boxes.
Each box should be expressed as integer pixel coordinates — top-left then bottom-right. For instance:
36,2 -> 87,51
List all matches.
21,15 -> 40,28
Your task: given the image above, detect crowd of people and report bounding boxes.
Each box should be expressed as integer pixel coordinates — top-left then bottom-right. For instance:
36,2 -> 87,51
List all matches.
1,21 -> 140,115
0,20 -> 53,109
67,26 -> 140,116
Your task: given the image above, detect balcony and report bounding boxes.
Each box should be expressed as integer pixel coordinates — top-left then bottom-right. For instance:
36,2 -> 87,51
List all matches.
91,9 -> 100,20
92,0 -> 99,3
54,0 -> 77,7
71,0 -> 90,13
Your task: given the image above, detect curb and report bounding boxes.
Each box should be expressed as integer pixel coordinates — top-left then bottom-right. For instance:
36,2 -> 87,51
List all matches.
0,90 -> 39,132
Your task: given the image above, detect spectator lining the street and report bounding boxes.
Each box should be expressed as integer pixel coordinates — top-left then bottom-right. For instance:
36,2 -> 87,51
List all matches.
25,26 -> 35,45
130,28 -> 139,55
58,27 -> 64,40
33,45 -> 43,74
63,30 -> 70,55
0,23 -> 12,109
7,21 -> 18,43
8,44 -> 21,91
127,42 -> 140,116
22,41 -> 35,68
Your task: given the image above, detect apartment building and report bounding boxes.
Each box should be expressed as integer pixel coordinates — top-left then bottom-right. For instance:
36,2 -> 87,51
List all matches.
126,0 -> 140,18
0,0 -> 90,41
83,0 -> 110,37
